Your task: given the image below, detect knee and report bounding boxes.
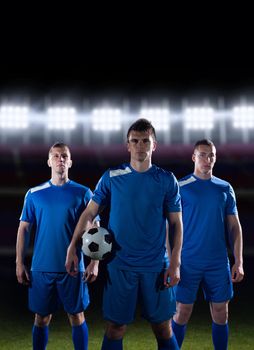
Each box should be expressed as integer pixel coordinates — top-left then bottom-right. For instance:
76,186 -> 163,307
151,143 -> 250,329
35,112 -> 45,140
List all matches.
34,314 -> 52,327
105,322 -> 127,340
68,312 -> 85,326
210,302 -> 228,324
174,303 -> 193,325
151,320 -> 172,339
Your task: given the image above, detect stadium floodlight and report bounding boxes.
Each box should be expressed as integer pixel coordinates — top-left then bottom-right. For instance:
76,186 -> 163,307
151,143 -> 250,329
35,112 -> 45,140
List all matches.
183,107 -> 214,130
92,108 -> 122,131
47,107 -> 76,130
0,105 -> 29,129
139,108 -> 170,131
232,106 -> 254,129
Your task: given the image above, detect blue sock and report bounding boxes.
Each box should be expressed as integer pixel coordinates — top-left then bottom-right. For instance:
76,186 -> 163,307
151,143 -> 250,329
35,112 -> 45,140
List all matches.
101,334 -> 123,350
32,325 -> 49,350
72,321 -> 89,350
172,319 -> 186,348
212,322 -> 228,350
157,335 -> 180,349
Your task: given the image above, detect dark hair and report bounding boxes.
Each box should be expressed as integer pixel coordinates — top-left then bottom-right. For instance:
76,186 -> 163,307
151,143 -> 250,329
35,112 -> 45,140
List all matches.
48,142 -> 70,155
194,139 -> 215,151
127,118 -> 156,140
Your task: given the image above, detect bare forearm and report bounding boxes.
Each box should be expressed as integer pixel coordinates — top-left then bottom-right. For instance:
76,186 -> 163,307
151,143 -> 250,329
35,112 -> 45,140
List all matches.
16,225 -> 30,265
169,218 -> 183,268
232,229 -> 243,265
71,200 -> 101,247
71,212 -> 95,247
230,224 -> 244,282
165,213 -> 182,287
16,222 -> 32,284
171,232 -> 182,267
227,215 -> 243,265
16,236 -> 26,264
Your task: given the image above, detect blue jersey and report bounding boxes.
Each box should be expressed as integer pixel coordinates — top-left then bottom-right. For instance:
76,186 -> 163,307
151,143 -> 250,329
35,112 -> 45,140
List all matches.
93,163 -> 181,272
20,180 -> 94,272
179,174 -> 238,265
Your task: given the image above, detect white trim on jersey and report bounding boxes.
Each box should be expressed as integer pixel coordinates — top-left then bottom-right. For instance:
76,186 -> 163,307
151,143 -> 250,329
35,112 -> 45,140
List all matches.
31,182 -> 51,193
110,166 -> 132,178
179,176 -> 197,187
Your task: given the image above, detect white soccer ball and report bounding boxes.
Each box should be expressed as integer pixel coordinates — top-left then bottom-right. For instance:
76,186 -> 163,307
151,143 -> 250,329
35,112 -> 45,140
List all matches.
82,227 -> 112,260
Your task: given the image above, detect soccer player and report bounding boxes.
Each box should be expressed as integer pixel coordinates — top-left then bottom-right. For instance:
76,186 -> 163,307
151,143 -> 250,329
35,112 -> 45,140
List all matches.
16,142 -> 99,350
66,118 -> 183,350
172,139 -> 244,350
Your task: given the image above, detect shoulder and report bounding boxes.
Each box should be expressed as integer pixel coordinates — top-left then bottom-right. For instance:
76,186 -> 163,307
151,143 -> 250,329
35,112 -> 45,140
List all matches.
211,176 -> 233,189
67,180 -> 93,196
23,181 -> 50,203
178,174 -> 196,188
152,165 -> 176,179
68,180 -> 90,191
108,163 -> 132,178
151,166 -> 180,191
94,165 -> 128,190
212,177 -> 236,198
29,181 -> 51,195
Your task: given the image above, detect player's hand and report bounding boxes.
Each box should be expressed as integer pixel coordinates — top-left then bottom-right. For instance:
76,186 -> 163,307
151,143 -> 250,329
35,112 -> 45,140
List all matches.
164,265 -> 180,288
83,259 -> 99,283
16,263 -> 30,285
65,245 -> 79,276
231,263 -> 244,283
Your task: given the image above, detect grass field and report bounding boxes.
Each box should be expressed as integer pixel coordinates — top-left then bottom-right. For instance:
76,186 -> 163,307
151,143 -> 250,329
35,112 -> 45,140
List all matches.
0,306 -> 253,349
1,292 -> 253,349
1,257 -> 253,349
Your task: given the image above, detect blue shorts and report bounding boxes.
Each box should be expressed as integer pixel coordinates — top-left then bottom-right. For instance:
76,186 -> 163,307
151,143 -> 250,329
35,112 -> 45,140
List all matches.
176,261 -> 233,304
28,271 -> 90,316
103,265 -> 176,324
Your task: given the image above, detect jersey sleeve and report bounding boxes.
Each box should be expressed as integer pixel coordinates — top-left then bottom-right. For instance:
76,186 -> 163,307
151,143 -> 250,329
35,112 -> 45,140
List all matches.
84,187 -> 100,222
19,190 -> 35,223
164,173 -> 182,213
84,187 -> 94,204
226,184 -> 238,215
92,170 -> 111,207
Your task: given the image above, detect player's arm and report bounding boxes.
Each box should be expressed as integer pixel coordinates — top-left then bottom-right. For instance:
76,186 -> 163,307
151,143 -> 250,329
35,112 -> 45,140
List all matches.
227,214 -> 244,283
83,218 -> 100,283
16,221 -> 32,285
65,199 -> 102,275
165,211 -> 183,287
165,222 -> 172,260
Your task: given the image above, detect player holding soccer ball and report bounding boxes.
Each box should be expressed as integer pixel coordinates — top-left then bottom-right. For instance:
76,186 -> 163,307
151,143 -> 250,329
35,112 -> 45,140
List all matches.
82,227 -> 113,260
172,139 -> 244,350
66,119 -> 183,350
16,142 -> 99,350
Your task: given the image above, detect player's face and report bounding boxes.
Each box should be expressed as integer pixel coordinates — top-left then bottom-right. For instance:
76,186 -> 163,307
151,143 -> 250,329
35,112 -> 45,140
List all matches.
192,144 -> 216,178
47,146 -> 72,175
127,130 -> 157,162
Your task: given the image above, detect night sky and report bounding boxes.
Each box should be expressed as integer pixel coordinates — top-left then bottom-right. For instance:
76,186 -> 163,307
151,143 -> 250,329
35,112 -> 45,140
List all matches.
1,58 -> 254,102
